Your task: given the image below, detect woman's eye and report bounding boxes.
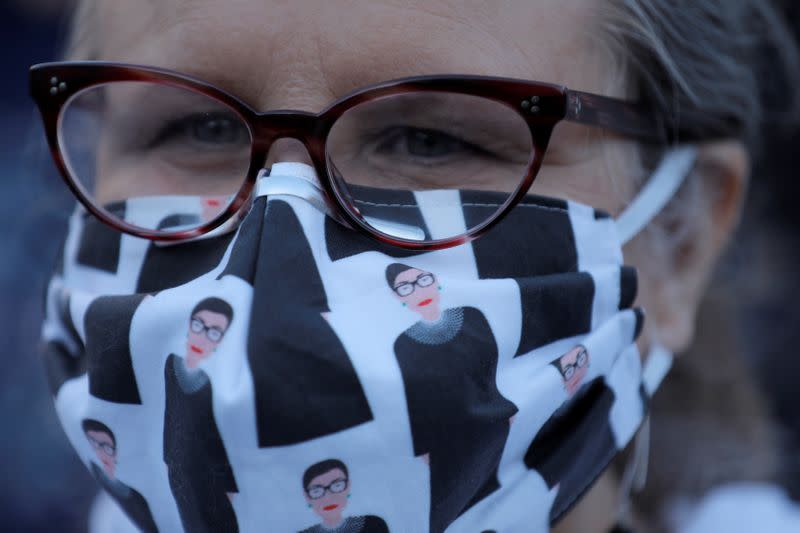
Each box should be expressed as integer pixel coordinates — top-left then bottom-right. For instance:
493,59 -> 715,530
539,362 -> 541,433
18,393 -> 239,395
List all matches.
147,112 -> 249,150
193,116 -> 246,144
373,127 -> 484,160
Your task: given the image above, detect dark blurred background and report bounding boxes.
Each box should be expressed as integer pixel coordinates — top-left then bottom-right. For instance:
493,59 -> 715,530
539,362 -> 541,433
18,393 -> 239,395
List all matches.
0,2 -> 797,532
1,2 -> 95,533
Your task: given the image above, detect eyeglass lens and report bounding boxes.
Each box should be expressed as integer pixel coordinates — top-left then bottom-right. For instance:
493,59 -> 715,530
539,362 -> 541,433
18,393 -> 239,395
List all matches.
59,82 -> 253,233
327,91 -> 534,242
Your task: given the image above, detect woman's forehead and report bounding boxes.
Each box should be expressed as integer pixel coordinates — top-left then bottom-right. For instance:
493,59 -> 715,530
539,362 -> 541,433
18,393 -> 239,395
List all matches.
91,0 -> 613,109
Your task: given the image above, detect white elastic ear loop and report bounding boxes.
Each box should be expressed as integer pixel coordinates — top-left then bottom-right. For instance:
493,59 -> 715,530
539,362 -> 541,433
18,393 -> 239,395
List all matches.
615,342 -> 673,527
615,146 -> 698,245
641,341 -> 673,397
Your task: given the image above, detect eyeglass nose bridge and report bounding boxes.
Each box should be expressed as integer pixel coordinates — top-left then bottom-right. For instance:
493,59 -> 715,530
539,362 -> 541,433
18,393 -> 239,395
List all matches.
250,110 -> 329,158
248,110 -> 356,227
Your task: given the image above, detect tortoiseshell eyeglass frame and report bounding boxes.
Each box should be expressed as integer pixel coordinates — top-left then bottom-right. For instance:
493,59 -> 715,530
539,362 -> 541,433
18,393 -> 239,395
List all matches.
31,61 -> 673,251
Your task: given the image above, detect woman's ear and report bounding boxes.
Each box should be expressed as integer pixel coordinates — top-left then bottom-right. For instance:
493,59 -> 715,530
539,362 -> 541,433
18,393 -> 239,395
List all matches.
631,140 -> 749,353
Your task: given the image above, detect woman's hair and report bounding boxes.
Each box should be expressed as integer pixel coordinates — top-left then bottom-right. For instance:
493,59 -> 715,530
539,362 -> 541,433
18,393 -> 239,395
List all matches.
601,0 -> 800,150
595,1 -> 800,278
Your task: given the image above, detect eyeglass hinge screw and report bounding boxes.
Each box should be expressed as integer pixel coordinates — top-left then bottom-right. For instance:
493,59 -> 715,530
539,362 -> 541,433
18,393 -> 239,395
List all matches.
522,96 -> 541,114
49,77 -> 67,96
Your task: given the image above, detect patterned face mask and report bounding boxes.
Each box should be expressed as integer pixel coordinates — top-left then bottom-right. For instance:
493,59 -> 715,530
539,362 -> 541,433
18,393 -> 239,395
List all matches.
41,148 -> 694,533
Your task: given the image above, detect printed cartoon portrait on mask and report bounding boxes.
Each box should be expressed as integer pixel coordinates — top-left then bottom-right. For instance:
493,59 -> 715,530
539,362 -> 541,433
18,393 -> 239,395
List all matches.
386,262 -> 518,533
553,345 -> 590,396
163,297 -> 239,533
83,419 -> 159,532
299,459 -> 389,533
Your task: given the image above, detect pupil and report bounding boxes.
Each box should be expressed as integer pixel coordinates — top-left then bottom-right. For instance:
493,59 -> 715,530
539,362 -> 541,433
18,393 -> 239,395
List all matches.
194,116 -> 240,143
406,130 -> 456,157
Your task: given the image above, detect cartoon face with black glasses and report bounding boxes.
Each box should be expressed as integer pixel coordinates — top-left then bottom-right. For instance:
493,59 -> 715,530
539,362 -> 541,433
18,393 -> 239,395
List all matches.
186,297 -> 233,368
553,345 -> 590,395
83,418 -> 118,477
386,263 -> 441,322
82,419 -> 159,532
300,459 -> 388,533
384,263 -> 518,532
164,297 -> 239,532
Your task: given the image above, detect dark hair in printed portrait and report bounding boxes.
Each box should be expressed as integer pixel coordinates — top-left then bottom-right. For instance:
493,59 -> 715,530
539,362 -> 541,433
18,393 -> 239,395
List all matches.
303,459 -> 349,490
191,297 -> 234,325
385,263 -> 415,289
82,418 -> 116,446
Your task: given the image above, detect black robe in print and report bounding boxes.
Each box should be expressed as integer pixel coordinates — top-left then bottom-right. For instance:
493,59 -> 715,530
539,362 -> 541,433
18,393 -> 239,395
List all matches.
393,307 -> 517,533
221,199 -> 373,447
85,294 -> 147,404
299,515 -> 389,533
163,354 -> 239,533
90,462 -> 159,533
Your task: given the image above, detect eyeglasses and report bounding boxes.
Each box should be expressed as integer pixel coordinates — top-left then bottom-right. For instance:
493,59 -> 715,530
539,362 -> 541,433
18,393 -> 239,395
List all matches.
190,317 -> 226,343
559,348 -> 589,380
393,273 -> 436,297
86,435 -> 116,456
32,61 -> 682,250
306,478 -> 348,499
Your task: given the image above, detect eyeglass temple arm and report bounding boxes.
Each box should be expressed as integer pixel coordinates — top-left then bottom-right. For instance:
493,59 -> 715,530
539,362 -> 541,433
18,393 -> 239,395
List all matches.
565,89 -> 740,144
565,90 -> 666,143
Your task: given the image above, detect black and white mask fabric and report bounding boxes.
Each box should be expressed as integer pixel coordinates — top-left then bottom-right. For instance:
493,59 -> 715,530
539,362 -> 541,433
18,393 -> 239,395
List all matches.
41,149 -> 693,533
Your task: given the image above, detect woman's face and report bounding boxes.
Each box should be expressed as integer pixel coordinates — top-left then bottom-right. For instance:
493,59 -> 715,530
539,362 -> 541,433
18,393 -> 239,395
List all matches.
83,1 -> 717,530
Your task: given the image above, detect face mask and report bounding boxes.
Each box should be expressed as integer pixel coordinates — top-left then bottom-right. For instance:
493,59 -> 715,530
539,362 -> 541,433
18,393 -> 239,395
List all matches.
41,147 -> 694,533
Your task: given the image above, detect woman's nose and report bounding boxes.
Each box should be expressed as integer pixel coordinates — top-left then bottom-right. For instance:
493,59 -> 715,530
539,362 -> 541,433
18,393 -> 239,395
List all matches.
256,137 -> 349,224
265,138 -> 314,169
